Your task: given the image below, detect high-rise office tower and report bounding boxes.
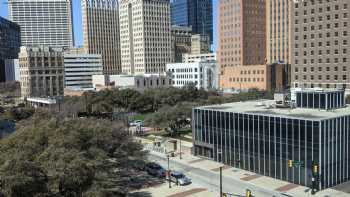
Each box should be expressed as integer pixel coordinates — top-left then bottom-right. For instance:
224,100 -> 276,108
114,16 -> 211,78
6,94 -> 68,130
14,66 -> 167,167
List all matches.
82,0 -> 121,75
19,46 -> 65,98
8,0 -> 74,48
218,0 -> 266,90
266,0 -> 291,64
0,17 -> 21,82
291,0 -> 350,90
119,0 -> 171,75
171,0 -> 213,43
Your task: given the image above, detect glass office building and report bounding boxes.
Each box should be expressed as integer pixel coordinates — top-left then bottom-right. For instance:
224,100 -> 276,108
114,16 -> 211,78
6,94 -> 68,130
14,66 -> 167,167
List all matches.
294,89 -> 345,110
193,90 -> 350,189
0,17 -> 21,82
171,0 -> 189,27
171,0 -> 213,43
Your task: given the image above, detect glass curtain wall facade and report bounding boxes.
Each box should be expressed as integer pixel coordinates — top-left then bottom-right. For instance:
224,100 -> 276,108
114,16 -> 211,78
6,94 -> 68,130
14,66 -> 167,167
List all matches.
0,17 -> 21,82
171,0 -> 213,43
171,0 -> 189,26
193,109 -> 350,189
296,91 -> 345,110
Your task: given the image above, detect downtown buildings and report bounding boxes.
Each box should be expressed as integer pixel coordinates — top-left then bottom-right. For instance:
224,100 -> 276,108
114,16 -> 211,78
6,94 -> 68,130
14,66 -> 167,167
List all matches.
8,0 -> 74,48
64,48 -> 103,91
217,0 -> 267,90
0,17 -> 21,82
119,0 -> 172,75
81,0 -> 121,75
193,88 -> 350,189
291,0 -> 350,91
171,26 -> 192,63
266,0 -> 291,64
167,60 -> 219,90
19,46 -> 65,98
171,0 -> 213,43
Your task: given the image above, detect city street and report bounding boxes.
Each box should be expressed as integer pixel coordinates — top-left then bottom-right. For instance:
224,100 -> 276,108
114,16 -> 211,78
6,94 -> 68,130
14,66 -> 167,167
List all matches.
148,152 -> 282,197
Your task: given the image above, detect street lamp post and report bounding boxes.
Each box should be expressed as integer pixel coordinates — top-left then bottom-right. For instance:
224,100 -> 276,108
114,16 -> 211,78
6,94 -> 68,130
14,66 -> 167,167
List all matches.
179,138 -> 182,160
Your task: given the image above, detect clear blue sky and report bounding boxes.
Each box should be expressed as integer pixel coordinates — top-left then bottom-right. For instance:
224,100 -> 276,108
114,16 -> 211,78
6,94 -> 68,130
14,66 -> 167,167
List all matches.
0,0 -> 218,50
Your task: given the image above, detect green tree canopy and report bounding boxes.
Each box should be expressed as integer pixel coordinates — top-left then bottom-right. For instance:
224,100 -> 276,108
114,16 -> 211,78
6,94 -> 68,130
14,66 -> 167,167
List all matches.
0,112 -> 149,196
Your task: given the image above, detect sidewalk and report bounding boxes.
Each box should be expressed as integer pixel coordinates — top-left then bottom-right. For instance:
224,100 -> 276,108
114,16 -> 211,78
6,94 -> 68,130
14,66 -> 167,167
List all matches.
131,182 -> 217,197
137,136 -> 350,197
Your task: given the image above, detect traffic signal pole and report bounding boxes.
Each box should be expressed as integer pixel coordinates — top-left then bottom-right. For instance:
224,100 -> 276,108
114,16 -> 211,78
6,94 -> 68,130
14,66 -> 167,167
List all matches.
168,155 -> 171,188
220,166 -> 223,197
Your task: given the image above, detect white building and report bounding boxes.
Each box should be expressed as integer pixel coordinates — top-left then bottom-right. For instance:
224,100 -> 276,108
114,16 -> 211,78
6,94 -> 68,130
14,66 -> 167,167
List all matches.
166,61 -> 219,90
5,59 -> 20,81
182,53 -> 216,63
119,0 -> 171,75
64,49 -> 103,91
92,74 -> 172,92
8,0 -> 74,47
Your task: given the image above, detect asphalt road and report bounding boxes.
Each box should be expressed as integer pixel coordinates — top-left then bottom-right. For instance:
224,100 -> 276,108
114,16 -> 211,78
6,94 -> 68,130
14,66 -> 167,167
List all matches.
148,152 -> 286,197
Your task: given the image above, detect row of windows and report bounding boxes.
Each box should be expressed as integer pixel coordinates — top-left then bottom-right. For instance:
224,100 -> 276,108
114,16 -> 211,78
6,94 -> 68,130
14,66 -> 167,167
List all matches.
296,50 -> 348,56
228,77 -> 265,83
295,57 -> 347,65
294,83 -> 348,89
295,40 -> 348,48
295,75 -> 347,81
295,66 -> 347,72
295,1 -> 347,9
295,31 -> 348,40
240,70 -> 264,75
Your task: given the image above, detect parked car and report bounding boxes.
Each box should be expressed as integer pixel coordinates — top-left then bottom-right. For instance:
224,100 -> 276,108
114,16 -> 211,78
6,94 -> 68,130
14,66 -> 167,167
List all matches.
170,171 -> 191,186
145,162 -> 166,178
129,120 -> 144,127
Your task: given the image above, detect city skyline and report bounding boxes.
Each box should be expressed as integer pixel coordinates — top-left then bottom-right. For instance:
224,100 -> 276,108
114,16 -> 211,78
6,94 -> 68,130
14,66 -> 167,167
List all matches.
0,0 -> 218,50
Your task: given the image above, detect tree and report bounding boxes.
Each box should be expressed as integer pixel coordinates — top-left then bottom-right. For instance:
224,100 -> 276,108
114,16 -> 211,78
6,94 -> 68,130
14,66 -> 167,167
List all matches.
0,159 -> 49,197
0,112 -> 150,196
145,102 -> 195,136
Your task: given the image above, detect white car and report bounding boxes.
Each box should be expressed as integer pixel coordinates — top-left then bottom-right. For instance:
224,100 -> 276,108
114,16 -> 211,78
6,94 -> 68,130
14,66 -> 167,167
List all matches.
129,120 -> 144,127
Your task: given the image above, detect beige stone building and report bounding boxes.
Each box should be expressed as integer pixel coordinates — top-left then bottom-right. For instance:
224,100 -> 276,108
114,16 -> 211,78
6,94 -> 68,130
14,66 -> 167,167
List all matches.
191,34 -> 210,55
19,46 -> 64,98
119,0 -> 172,75
171,25 -> 192,63
266,0 -> 291,64
82,0 -> 121,75
182,53 -> 216,63
291,0 -> 350,90
218,0 -> 266,90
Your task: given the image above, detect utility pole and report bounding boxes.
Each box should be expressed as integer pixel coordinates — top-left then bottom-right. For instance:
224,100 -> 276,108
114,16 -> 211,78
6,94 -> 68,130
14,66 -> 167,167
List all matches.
220,166 -> 223,197
167,155 -> 171,188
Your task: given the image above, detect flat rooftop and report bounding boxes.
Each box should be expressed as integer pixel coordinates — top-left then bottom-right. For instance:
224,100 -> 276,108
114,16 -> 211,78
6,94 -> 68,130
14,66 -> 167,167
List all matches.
195,100 -> 350,121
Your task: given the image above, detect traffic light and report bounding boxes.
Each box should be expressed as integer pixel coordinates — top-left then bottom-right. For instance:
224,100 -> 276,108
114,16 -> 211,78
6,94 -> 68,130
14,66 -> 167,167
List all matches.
288,160 -> 293,168
313,164 -> 318,174
246,189 -> 252,197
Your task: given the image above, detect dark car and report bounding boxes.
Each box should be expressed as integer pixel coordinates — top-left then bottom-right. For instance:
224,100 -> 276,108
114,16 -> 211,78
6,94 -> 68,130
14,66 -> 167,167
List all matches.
145,162 -> 166,178
170,171 -> 191,186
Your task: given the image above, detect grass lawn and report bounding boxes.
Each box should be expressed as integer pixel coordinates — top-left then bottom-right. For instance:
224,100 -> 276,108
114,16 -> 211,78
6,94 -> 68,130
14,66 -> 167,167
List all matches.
130,113 -> 150,121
